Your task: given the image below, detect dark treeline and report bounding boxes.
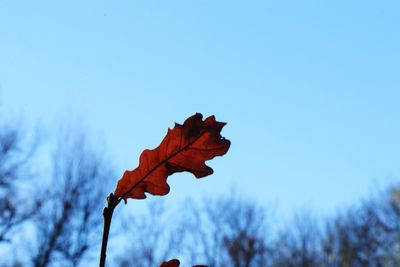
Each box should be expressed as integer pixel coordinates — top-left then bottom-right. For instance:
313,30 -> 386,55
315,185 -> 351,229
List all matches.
118,187 -> 400,267
1,117 -> 399,266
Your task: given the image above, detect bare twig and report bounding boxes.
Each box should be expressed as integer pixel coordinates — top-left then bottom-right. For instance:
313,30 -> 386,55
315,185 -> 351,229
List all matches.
99,193 -> 120,267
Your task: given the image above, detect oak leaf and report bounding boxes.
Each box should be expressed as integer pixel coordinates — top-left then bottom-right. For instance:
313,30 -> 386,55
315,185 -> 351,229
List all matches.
159,259 -> 208,267
114,113 -> 230,200
159,259 -> 180,267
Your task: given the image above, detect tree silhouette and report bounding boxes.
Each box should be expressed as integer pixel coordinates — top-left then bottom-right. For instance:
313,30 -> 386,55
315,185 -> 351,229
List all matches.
116,195 -> 270,267
31,131 -> 113,267
0,120 -> 38,244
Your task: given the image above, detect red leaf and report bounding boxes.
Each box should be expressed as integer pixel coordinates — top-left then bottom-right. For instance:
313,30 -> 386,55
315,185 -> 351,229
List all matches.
114,113 -> 230,200
159,259 -> 208,267
159,259 -> 180,267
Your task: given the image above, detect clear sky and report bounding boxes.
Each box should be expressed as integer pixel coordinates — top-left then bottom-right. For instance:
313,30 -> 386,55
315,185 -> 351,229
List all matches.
0,0 -> 399,218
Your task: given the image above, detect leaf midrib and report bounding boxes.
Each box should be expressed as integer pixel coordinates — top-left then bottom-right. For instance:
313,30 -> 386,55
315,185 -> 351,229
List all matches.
119,130 -> 208,200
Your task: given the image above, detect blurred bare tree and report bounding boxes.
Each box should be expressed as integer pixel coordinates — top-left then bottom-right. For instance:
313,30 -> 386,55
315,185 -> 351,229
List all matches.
0,121 -> 38,244
117,195 -> 270,267
187,196 -> 270,267
117,200 -> 182,267
270,212 -> 322,267
31,131 -> 113,267
321,186 -> 400,267
322,206 -> 382,267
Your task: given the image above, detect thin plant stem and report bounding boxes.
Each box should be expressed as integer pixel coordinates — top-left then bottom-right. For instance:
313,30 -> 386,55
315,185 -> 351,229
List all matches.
99,193 -> 120,267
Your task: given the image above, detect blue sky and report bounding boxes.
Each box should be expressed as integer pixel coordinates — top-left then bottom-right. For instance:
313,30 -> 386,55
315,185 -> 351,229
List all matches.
0,0 -> 399,218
